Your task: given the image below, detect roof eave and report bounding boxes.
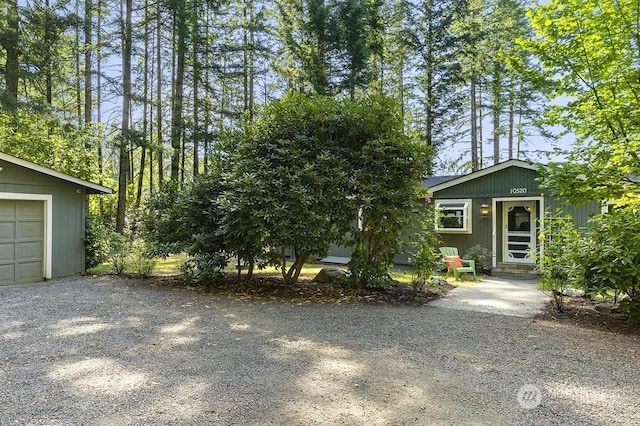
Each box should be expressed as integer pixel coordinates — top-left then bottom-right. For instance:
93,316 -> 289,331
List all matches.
0,152 -> 114,195
427,159 -> 540,194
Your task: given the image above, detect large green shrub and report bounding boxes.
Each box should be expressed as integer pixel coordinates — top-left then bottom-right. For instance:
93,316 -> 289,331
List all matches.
340,98 -> 432,288
129,238 -> 157,278
229,94 -> 431,287
142,175 -> 234,284
143,94 -> 431,287
538,203 -> 640,322
228,95 -> 362,284
577,204 -> 640,322
463,245 -> 490,272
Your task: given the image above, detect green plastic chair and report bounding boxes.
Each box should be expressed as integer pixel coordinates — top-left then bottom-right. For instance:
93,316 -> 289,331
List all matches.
439,247 -> 476,280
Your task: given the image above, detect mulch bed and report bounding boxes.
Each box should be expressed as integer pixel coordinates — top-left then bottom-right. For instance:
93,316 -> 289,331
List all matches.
136,273 -> 456,306
535,297 -> 640,336
122,273 -> 640,334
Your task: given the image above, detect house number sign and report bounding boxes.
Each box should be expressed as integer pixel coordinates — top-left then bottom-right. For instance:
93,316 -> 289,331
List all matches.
510,187 -> 528,194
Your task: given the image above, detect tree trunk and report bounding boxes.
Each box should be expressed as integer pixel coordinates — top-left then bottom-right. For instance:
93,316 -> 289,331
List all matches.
470,78 -> 478,171
180,126 -> 186,182
399,54 -> 405,132
248,0 -> 255,121
203,6 -> 210,173
84,0 -> 93,127
243,0 -> 249,116
156,5 -> 164,185
424,3 -> 434,147
136,148 -> 146,208
285,251 -> 309,285
492,62 -> 502,165
508,80 -> 515,160
147,0 -> 154,194
192,1 -> 200,176
478,80 -> 484,169
137,0 -> 150,207
170,0 -> 186,181
97,0 -> 104,216
75,0 -> 83,124
516,96 -> 524,159
44,0 -> 53,105
492,95 -> 500,165
116,0 -> 133,233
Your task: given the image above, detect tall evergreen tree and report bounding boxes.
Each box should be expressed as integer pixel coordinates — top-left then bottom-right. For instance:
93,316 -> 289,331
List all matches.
116,0 -> 132,232
170,0 -> 187,181
1,0 -> 19,111
406,0 -> 464,154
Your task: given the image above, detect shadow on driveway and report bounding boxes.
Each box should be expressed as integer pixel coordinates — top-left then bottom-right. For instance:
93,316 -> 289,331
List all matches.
1,276 -> 638,425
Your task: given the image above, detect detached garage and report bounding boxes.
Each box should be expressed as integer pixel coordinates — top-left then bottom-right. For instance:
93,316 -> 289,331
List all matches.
0,153 -> 113,285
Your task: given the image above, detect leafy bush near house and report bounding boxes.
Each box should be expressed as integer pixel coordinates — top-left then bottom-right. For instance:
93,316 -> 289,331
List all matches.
129,238 -> 157,278
539,203 -> 640,322
85,214 -> 109,269
576,203 -> 640,322
536,211 -> 581,311
105,231 -> 130,275
87,212 -> 157,277
141,175 -> 237,283
409,199 -> 442,290
463,245 -> 490,271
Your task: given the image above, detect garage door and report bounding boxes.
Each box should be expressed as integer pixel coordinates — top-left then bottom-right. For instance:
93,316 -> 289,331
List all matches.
0,200 -> 44,284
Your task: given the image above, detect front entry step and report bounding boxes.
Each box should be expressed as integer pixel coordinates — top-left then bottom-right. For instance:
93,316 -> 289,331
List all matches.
492,262 -> 538,276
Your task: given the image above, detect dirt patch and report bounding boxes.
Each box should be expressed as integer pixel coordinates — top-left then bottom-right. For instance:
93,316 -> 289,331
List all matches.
132,273 -> 456,306
535,297 -> 640,336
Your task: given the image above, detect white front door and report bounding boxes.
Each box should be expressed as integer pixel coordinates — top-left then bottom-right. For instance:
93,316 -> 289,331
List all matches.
503,201 -> 536,264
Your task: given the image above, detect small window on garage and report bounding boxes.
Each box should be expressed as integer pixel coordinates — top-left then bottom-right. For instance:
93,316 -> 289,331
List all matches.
435,199 -> 472,233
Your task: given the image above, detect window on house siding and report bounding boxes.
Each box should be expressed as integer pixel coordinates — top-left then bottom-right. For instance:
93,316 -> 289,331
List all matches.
435,199 -> 472,233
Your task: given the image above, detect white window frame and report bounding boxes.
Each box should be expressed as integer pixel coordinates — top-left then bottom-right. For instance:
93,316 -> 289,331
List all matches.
601,200 -> 617,214
435,199 -> 472,234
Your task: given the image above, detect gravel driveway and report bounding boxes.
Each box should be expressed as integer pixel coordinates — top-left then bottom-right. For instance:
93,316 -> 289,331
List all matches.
1,276 -> 639,425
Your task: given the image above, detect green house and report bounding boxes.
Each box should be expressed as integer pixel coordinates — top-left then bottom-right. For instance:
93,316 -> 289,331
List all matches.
426,159 -> 600,271
0,153 -> 112,285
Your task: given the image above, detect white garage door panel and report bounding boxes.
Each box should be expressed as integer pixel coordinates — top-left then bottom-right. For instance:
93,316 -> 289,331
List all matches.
0,200 -> 44,285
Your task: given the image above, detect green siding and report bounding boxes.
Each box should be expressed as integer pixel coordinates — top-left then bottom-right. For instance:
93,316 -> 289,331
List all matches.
434,167 -> 543,264
326,164 -> 602,268
0,162 -> 86,278
433,165 -> 601,267
435,167 -> 542,199
545,197 -> 601,232
326,244 -> 353,258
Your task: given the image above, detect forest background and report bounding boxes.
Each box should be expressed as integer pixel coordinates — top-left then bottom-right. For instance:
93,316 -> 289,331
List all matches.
0,0 -> 558,230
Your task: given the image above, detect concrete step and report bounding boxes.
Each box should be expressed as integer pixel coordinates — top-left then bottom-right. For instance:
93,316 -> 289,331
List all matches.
491,263 -> 538,276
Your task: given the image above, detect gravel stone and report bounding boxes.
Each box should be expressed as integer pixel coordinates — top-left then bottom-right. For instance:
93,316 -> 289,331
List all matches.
1,275 -> 639,425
